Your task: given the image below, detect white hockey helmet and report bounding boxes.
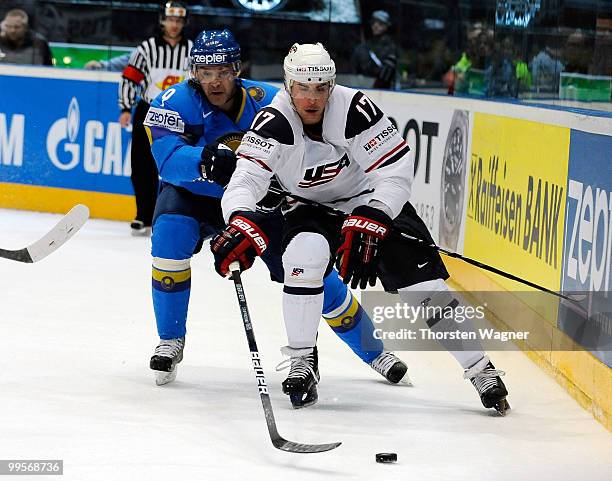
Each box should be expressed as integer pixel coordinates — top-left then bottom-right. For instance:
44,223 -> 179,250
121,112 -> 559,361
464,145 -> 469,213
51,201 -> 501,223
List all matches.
283,43 -> 336,91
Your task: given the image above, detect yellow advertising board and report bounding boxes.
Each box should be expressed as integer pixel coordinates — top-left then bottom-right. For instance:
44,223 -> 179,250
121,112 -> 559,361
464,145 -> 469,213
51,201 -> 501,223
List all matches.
465,113 -> 571,293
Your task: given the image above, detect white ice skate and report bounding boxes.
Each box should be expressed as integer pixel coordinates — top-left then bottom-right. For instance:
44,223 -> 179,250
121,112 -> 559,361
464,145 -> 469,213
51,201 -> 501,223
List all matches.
464,355 -> 510,415
277,346 -> 320,409
150,337 -> 185,386
370,351 -> 412,385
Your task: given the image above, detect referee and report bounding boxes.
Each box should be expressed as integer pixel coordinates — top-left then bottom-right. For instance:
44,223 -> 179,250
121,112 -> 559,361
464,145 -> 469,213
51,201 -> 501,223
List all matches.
118,2 -> 193,236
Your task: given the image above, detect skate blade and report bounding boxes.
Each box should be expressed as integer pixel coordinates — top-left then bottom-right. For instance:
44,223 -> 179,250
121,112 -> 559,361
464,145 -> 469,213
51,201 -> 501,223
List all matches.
154,367 -> 177,386
291,397 -> 318,409
397,371 -> 413,386
494,398 -> 511,416
131,227 -> 151,237
289,387 -> 318,409
492,398 -> 511,416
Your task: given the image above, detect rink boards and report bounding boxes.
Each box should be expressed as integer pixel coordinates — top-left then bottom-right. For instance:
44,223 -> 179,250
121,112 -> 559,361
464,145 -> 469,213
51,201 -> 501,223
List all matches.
0,65 -> 135,220
366,89 -> 611,429
1,65 -> 611,429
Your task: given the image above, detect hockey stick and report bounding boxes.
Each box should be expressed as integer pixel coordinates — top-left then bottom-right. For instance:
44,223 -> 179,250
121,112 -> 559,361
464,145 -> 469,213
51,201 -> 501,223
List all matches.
266,187 -> 580,303
228,261 -> 342,453
0,205 -> 90,263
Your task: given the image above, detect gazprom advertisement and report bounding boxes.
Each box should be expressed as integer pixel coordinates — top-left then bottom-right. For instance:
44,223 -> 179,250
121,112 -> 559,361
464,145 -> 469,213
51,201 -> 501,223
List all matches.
0,73 -> 132,194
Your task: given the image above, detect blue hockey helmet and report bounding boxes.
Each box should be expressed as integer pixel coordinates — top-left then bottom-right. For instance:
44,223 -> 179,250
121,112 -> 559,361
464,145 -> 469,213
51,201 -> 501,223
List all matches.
190,29 -> 241,73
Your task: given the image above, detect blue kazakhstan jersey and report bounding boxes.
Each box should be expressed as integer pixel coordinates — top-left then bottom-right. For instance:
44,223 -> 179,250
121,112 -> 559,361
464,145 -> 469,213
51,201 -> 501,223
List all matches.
144,78 -> 278,197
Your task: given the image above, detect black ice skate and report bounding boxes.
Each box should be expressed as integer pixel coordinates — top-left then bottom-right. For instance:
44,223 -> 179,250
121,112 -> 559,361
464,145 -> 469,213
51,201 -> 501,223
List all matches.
464,356 -> 510,415
277,346 -> 320,409
370,351 -> 412,385
150,337 -> 185,386
130,220 -> 151,237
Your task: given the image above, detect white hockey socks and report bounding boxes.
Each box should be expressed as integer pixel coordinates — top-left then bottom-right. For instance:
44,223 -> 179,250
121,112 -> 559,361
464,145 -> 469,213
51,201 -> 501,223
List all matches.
399,279 -> 485,369
282,232 -> 330,349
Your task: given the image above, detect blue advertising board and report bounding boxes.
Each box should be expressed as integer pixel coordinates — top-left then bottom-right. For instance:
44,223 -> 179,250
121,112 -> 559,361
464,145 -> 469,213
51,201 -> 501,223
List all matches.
0,73 -> 132,195
560,129 -> 612,366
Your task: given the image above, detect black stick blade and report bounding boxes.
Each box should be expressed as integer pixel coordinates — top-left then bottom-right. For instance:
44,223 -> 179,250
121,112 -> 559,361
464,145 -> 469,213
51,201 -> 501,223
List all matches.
272,437 -> 341,453
0,247 -> 33,263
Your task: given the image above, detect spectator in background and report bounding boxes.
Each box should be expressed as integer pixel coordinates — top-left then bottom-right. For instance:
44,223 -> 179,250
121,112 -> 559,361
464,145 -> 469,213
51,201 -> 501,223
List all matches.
118,2 -> 192,236
0,9 -> 52,66
562,30 -> 592,74
444,23 -> 494,95
486,35 -> 531,97
418,38 -> 454,84
530,45 -> 564,94
485,36 -> 515,97
85,52 -> 132,72
351,10 -> 398,89
590,22 -> 611,77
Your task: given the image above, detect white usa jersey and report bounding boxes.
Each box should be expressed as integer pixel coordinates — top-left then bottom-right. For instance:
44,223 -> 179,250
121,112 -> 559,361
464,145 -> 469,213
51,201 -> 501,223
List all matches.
222,85 -> 413,221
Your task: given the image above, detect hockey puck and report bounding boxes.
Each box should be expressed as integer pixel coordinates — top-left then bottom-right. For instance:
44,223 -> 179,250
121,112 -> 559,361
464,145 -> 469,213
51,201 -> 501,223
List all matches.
376,453 -> 397,463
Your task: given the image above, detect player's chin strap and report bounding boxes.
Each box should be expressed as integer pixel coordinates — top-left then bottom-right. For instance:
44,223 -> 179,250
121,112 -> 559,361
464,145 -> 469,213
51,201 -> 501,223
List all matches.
266,185 -> 581,305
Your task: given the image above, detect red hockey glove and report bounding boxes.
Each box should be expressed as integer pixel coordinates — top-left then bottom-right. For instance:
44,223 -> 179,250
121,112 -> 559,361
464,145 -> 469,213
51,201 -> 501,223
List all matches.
210,211 -> 269,277
336,205 -> 391,289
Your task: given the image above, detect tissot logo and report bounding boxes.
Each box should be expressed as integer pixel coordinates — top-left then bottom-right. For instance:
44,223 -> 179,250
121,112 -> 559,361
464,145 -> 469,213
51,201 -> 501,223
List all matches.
298,154 -> 350,188
243,134 -> 274,151
363,125 -> 397,152
296,65 -> 334,73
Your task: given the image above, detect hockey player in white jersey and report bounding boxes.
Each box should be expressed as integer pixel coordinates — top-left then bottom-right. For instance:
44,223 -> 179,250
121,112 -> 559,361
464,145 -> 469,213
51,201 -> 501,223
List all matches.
211,43 -> 510,414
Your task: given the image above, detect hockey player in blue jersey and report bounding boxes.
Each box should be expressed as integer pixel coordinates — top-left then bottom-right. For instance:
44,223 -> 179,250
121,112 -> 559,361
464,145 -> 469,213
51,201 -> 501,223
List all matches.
143,29 -> 409,399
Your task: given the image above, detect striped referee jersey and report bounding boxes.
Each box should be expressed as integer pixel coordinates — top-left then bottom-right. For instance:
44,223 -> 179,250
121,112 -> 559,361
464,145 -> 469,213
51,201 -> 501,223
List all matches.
119,34 -> 193,111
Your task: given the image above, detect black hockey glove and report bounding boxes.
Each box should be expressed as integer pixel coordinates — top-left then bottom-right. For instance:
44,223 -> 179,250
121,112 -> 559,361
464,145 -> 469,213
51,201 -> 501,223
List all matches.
336,205 -> 391,289
210,211 -> 269,277
256,176 -> 286,213
200,143 -> 237,187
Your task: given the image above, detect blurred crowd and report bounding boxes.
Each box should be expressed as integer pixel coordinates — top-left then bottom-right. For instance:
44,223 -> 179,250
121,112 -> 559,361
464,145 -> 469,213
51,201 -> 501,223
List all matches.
1,2 -> 610,101
441,21 -> 611,97
0,9 -> 52,65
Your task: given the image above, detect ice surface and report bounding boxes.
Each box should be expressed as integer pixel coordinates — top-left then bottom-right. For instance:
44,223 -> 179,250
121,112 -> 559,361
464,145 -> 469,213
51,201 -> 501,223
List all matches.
1,209 -> 610,481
